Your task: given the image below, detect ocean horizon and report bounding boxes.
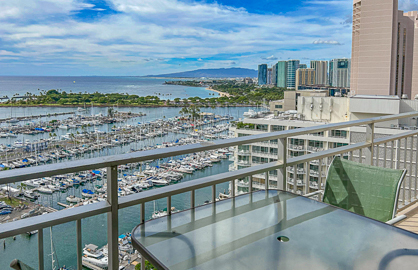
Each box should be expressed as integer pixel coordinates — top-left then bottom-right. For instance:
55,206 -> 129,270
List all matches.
0,76 -> 215,100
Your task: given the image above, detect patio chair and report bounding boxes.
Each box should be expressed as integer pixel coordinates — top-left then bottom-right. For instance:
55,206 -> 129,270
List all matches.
307,156 -> 407,223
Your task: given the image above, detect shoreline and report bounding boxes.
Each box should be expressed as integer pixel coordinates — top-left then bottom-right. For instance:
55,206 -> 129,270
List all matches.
0,104 -> 252,108
206,87 -> 232,97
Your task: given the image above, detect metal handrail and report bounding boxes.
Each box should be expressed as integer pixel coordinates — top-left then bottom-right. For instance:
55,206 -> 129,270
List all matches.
1,111 -> 418,270
1,111 -> 418,186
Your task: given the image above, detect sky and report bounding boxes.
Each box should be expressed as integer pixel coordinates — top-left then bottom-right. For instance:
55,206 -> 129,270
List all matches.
1,0 -> 418,76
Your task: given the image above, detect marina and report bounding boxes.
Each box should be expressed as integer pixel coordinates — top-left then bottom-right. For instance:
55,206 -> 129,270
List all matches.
0,105 -> 260,269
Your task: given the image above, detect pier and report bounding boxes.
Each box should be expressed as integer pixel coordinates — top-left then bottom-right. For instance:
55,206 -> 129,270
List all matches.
0,112 -> 75,124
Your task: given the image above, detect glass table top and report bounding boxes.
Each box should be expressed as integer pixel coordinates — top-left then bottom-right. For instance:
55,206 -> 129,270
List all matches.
132,190 -> 418,270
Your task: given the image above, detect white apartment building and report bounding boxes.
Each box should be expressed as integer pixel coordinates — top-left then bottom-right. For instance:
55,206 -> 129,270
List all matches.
230,95 -> 418,195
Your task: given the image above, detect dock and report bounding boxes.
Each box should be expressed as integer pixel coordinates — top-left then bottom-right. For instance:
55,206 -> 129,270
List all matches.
82,261 -> 105,270
0,112 -> 75,124
57,202 -> 70,208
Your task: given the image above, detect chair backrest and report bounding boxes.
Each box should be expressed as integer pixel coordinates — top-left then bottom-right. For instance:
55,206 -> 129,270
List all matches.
323,156 -> 406,222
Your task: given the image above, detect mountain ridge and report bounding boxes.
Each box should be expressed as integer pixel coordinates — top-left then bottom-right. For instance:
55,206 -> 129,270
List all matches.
146,68 -> 257,78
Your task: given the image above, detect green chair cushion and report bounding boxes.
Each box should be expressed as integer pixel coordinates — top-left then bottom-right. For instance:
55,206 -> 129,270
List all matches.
323,156 -> 404,222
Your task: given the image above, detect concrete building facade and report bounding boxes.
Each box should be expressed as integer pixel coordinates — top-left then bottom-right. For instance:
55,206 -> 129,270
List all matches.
271,63 -> 278,86
295,68 -> 316,90
232,96 -> 418,195
330,58 -> 351,88
310,60 -> 328,85
351,0 -> 417,98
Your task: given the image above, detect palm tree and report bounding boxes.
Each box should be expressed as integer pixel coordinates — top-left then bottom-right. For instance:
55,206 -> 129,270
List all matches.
108,107 -> 114,117
189,105 -> 201,121
179,107 -> 189,118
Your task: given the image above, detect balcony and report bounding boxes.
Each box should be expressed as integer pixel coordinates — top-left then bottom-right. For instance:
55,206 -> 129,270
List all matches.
289,144 -> 305,151
2,111 -> 418,270
307,146 -> 324,152
237,149 -> 251,156
237,160 -> 251,166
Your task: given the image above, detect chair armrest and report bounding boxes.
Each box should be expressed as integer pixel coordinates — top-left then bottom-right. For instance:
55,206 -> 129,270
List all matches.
386,215 -> 407,225
304,190 -> 323,198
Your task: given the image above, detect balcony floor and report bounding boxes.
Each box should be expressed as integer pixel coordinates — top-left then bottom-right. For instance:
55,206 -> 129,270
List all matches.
396,203 -> 418,234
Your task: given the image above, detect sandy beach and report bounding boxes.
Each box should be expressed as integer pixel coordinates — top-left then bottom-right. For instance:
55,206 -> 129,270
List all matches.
206,87 -> 232,97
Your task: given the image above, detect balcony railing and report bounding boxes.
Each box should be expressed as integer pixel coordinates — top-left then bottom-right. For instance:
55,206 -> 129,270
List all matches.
2,111 -> 418,270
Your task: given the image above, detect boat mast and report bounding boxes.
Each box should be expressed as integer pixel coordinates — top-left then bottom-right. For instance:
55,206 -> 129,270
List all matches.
50,227 -> 56,270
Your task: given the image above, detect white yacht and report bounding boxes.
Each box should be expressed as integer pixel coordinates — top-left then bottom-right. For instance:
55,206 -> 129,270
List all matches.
66,195 -> 82,203
243,109 -> 257,118
82,244 -> 108,269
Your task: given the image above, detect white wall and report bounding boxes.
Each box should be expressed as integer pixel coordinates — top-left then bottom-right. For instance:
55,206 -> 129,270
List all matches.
298,97 -> 349,123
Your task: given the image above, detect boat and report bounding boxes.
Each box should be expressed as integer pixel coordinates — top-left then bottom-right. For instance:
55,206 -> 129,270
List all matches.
81,189 -> 95,198
243,109 -> 257,118
6,118 -> 19,123
38,187 -> 53,194
66,195 -> 82,203
23,190 -> 38,200
82,244 -> 108,269
0,209 -> 12,215
14,140 -> 24,148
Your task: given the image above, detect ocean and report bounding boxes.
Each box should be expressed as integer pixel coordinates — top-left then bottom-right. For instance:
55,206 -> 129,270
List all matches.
0,76 -> 214,100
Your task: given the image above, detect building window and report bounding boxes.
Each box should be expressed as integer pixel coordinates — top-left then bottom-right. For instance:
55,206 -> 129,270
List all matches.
310,131 -> 324,136
332,143 -> 348,148
330,130 -> 348,138
272,125 -> 286,131
256,124 -> 268,131
309,141 -> 324,148
275,105 -> 283,109
290,138 -> 304,145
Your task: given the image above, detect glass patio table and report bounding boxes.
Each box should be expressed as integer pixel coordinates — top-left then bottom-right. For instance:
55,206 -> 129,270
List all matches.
131,190 -> 418,270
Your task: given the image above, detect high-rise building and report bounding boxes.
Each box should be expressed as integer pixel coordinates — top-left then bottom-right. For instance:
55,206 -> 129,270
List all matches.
329,61 -> 334,86
276,61 -> 287,88
405,11 -> 418,99
267,68 -> 273,85
330,59 -> 351,88
351,0 -> 417,98
298,64 -> 307,69
310,61 -> 328,85
295,68 -> 316,90
271,63 -> 278,86
258,64 -> 268,85
286,60 -> 300,89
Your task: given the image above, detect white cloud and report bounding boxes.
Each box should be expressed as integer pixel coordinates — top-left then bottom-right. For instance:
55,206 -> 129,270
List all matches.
261,55 -> 278,60
0,0 -> 353,75
313,40 -> 342,45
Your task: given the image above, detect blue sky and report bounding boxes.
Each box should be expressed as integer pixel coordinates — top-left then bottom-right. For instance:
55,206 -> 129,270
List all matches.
1,0 -> 418,76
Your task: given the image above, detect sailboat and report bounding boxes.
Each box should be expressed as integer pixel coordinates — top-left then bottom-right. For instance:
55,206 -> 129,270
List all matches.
50,227 -> 69,270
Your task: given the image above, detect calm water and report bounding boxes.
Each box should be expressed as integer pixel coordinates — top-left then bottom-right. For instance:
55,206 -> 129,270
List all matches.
0,76 -> 214,100
0,105 -> 260,269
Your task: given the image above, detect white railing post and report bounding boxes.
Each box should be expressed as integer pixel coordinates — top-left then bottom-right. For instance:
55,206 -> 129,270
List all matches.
38,228 -> 44,270
265,171 -> 269,192
191,189 -> 195,208
107,166 -> 119,270
77,219 -> 82,270
365,123 -> 374,165
305,162 -> 310,195
278,138 -> 287,191
249,176 -> 253,193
